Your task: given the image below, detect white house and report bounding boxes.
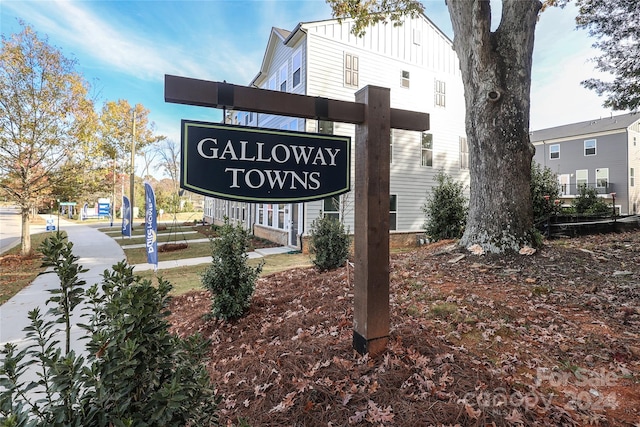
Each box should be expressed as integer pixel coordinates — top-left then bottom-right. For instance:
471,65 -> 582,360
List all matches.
203,14 -> 468,250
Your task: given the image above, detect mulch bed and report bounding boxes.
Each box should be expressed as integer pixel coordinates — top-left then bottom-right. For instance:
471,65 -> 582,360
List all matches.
168,231 -> 640,426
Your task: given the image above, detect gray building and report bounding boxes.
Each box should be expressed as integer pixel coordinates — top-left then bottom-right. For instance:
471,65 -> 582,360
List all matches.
531,113 -> 640,215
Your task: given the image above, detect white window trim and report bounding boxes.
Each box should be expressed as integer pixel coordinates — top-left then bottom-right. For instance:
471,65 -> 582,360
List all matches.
549,144 -> 560,160
584,139 -> 597,156
421,132 -> 433,167
390,194 -> 398,231
401,70 -> 410,89
595,168 -> 609,188
576,169 -> 588,187
279,64 -> 288,92
292,49 -> 302,89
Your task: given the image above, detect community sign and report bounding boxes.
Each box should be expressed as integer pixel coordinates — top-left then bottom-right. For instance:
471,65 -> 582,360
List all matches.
180,120 -> 351,202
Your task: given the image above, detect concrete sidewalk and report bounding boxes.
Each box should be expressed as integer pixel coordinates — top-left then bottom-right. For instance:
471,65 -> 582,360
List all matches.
1,217 -> 292,345
0,217 -> 126,346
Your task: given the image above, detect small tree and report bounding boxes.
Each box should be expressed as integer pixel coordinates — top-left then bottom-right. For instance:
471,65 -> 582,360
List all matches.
0,233 -> 219,426
423,171 -> 468,241
572,184 -> 611,214
531,161 -> 561,220
201,218 -> 263,320
309,215 -> 350,271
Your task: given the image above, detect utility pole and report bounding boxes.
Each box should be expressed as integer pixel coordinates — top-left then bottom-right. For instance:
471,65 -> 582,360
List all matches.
130,110 -> 136,222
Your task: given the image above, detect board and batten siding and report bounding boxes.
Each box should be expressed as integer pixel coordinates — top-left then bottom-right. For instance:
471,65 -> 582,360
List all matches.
302,16 -> 467,233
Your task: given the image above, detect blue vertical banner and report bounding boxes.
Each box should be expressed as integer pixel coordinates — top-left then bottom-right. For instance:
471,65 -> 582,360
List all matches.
121,196 -> 132,237
144,182 -> 158,269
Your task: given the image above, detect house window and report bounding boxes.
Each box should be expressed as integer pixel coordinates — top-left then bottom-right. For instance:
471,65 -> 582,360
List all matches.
596,168 -> 609,189
249,112 -> 254,123
268,74 -> 277,91
576,169 -> 588,188
318,120 -> 333,135
631,168 -> 635,187
401,70 -> 410,88
584,139 -> 597,156
279,64 -> 287,91
421,133 -> 433,167
390,195 -> 397,231
435,79 -> 446,107
292,49 -> 302,88
277,204 -> 286,228
412,29 -> 422,45
258,204 -> 264,224
550,144 -> 560,159
323,196 -> 340,221
266,204 -> 274,226
344,53 -> 359,88
634,136 -> 637,147
459,136 -> 469,169
390,130 -> 394,164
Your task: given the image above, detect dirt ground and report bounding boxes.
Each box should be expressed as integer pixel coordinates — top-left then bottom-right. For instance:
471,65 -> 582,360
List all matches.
169,231 -> 640,426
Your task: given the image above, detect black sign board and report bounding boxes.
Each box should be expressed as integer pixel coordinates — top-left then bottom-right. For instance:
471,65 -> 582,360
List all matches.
181,120 -> 351,202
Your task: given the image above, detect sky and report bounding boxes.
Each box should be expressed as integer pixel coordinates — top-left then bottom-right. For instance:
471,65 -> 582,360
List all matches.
1,0 -> 617,148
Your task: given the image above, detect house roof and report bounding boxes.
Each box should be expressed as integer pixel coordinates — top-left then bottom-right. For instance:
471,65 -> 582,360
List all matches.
530,112 -> 640,142
250,12 -> 453,87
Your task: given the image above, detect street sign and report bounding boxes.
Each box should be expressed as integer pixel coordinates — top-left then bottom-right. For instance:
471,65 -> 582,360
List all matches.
46,218 -> 56,231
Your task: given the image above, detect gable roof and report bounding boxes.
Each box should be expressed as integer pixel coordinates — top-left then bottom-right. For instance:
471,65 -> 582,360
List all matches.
530,112 -> 640,142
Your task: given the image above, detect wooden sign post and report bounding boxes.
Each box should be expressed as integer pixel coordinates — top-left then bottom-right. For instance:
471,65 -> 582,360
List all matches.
165,75 -> 429,355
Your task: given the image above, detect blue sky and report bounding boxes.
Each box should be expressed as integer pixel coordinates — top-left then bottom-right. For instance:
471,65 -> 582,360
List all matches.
1,0 -> 615,146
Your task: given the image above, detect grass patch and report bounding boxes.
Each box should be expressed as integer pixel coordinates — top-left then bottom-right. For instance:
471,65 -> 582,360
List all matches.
124,241 -> 213,265
428,302 -> 458,319
136,253 -> 313,296
0,231 -> 64,305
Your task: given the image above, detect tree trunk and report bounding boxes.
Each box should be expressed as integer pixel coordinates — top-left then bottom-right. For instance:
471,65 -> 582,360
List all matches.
447,0 -> 541,253
21,205 -> 32,256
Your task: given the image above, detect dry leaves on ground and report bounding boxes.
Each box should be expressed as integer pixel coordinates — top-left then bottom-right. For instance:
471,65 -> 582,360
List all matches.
169,231 -> 640,426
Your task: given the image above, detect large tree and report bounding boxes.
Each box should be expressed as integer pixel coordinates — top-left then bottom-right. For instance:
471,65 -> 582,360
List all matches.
0,23 -> 94,255
574,0 -> 640,111
329,0 -> 541,253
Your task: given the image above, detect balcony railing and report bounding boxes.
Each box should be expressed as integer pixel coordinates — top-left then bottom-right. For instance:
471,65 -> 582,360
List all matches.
558,182 -> 615,196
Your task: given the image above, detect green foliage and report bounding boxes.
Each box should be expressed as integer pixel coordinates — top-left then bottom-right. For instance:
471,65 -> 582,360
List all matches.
308,215 -> 350,271
422,171 -> 468,241
201,218 -> 263,320
0,233 -> 219,426
576,0 -> 640,111
531,161 -> 561,220
572,184 -> 611,214
328,0 -> 425,37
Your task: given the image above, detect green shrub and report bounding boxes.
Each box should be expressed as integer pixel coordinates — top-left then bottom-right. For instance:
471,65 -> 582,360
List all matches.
201,218 -> 263,320
422,171 -> 468,241
573,184 -> 611,214
309,215 -> 350,271
0,232 -> 219,427
531,161 -> 561,220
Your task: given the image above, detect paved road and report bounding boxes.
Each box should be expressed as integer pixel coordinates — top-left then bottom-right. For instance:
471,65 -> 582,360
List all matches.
0,205 -> 25,254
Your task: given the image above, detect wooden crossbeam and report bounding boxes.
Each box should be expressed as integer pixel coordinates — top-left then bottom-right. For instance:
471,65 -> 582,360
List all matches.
165,75 -> 429,131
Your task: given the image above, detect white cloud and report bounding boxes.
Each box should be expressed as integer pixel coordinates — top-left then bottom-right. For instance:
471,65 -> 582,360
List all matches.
3,0 -> 260,84
530,3 -> 615,130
